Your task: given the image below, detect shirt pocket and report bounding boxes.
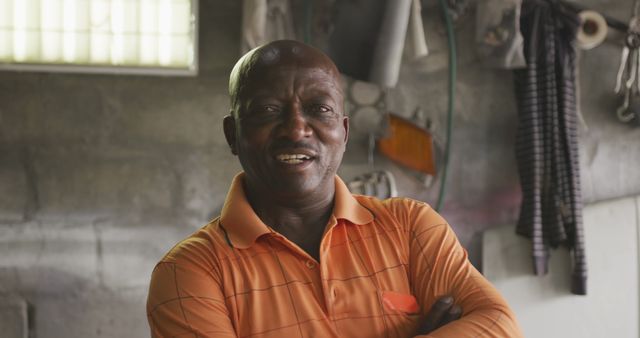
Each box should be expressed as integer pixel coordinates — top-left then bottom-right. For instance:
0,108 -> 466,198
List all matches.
380,290 -> 421,337
381,290 -> 420,315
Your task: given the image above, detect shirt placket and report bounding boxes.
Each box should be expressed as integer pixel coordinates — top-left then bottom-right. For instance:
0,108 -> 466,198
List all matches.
318,220 -> 350,321
266,231 -> 328,311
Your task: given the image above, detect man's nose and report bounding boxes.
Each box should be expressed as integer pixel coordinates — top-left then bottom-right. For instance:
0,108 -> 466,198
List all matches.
280,105 -> 312,140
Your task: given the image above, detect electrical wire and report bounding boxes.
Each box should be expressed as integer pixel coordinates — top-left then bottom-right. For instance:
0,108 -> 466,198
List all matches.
435,0 -> 457,212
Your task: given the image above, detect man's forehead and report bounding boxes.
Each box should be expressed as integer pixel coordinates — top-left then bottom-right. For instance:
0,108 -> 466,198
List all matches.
247,64 -> 336,82
242,60 -> 341,91
239,67 -> 342,100
250,51 -> 335,77
229,40 -> 343,111
255,44 -> 305,66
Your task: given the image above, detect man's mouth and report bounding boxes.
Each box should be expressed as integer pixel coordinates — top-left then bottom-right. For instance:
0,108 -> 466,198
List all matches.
275,154 -> 312,164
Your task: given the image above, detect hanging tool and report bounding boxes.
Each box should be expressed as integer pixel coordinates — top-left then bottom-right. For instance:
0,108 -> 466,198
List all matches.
616,85 -> 637,123
614,18 -> 640,93
615,1 -> 640,123
347,171 -> 398,199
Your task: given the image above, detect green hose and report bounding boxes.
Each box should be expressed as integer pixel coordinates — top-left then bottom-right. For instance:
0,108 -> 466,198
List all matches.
435,0 -> 457,212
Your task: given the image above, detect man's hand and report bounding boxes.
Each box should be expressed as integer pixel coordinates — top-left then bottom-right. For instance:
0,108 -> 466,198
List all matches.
416,295 -> 462,335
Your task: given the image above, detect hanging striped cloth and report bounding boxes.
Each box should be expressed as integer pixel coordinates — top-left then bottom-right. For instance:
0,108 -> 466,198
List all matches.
513,0 -> 587,295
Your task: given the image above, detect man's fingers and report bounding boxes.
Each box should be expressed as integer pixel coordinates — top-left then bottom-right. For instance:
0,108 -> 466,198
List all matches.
440,304 -> 462,326
420,296 -> 454,333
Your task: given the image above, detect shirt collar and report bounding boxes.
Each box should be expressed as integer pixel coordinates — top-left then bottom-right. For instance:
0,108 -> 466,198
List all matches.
219,172 -> 374,249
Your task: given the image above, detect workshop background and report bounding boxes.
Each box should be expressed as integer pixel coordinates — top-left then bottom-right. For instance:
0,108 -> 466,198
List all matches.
1,0 -> 639,337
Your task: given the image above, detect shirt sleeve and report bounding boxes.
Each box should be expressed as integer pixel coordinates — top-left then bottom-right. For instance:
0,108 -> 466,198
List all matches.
401,200 -> 523,338
146,241 -> 237,338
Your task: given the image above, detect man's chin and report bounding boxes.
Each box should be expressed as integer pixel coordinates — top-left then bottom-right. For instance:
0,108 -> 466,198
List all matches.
267,177 -> 325,198
275,181 -> 316,195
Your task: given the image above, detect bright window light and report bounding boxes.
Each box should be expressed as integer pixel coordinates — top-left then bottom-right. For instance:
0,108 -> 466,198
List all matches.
0,0 -> 198,75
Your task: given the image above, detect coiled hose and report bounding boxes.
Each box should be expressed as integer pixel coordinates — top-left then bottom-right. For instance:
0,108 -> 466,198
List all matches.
435,0 -> 457,212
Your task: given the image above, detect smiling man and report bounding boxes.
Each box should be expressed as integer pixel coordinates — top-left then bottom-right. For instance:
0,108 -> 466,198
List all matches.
146,40 -> 523,338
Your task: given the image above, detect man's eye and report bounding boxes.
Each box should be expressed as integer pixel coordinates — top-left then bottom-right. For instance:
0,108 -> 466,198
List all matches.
242,105 -> 280,125
308,104 -> 333,114
248,105 -> 280,117
262,105 -> 279,113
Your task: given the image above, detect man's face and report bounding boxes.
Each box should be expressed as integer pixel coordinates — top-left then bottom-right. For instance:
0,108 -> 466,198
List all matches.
225,61 -> 348,199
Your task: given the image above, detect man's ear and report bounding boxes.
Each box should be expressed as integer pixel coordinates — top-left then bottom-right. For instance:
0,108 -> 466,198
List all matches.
223,113 -> 238,155
342,116 -> 350,145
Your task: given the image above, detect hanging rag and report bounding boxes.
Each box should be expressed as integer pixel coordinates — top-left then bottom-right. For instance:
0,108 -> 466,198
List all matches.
513,0 -> 587,295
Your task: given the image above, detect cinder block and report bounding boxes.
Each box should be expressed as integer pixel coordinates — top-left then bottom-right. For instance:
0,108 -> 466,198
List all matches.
0,74 -> 119,145
0,219 -> 197,295
98,224 -> 196,289
34,287 -> 148,338
174,150 -> 240,218
35,76 -> 114,144
0,221 -> 99,295
32,147 -> 176,219
0,73 -> 43,144
0,149 -> 29,222
113,78 -> 228,147
0,295 -> 28,338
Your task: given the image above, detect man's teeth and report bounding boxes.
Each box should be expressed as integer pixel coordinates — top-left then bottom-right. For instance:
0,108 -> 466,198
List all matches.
276,154 -> 311,164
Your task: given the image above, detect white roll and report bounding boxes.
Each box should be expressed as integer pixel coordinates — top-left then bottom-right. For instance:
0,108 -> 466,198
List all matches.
369,0 -> 412,88
577,10 -> 607,50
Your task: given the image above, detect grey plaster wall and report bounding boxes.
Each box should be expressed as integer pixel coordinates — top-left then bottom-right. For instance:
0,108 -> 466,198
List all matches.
0,1 -> 638,337
340,0 -> 640,260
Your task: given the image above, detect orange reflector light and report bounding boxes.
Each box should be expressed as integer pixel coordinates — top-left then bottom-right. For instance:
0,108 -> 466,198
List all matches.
377,114 -> 436,175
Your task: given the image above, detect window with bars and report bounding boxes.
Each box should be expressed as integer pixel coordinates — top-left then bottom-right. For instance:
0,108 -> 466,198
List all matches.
0,0 -> 198,75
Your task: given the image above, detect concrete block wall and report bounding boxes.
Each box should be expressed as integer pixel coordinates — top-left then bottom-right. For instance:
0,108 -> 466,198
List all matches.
0,0 -> 638,337
0,296 -> 28,338
0,2 -> 243,337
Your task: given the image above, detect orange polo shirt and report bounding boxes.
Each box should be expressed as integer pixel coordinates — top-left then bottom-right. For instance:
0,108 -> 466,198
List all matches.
146,173 -> 522,337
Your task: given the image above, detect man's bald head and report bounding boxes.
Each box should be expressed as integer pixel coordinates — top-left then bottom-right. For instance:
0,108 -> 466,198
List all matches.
228,40 -> 343,116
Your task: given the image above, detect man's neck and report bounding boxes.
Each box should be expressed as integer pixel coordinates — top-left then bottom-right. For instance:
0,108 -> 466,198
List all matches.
243,181 -> 336,260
